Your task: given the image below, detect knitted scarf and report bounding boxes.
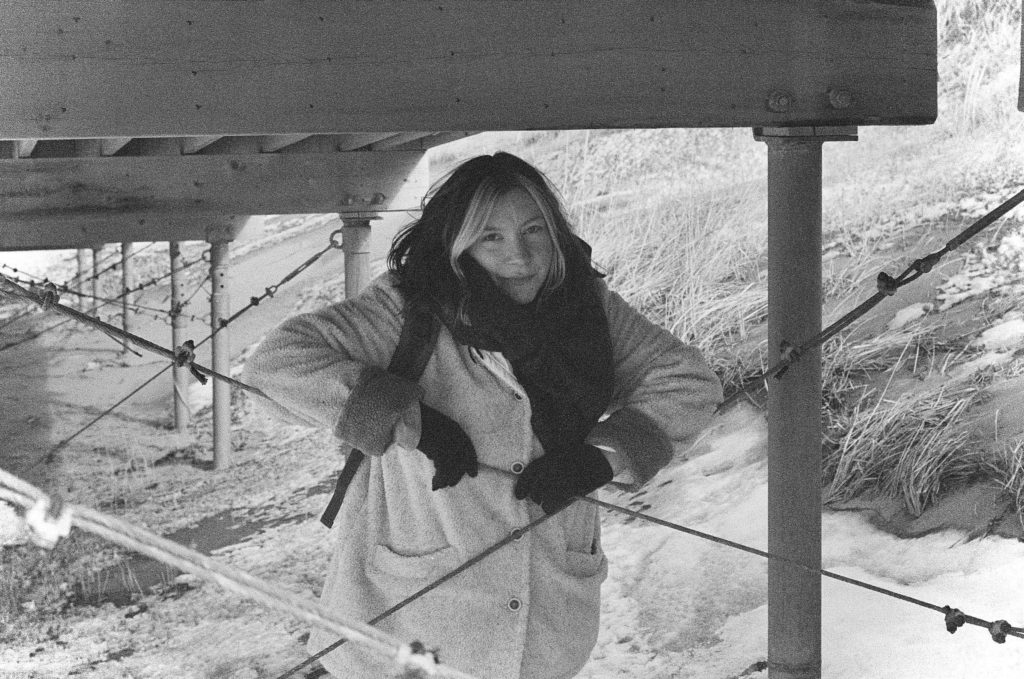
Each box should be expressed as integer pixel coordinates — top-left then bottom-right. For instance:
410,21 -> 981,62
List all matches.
430,242 -> 615,460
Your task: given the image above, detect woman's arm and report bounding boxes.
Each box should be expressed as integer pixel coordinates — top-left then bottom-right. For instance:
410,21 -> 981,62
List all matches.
586,281 -> 723,488
242,276 -> 422,454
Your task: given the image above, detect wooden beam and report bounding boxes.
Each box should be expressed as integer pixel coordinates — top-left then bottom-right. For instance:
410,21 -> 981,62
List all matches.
16,140 -> 37,158
181,136 -> 222,154
0,215 -> 254,250
100,137 -> 132,156
0,0 -> 937,137
0,151 -> 427,218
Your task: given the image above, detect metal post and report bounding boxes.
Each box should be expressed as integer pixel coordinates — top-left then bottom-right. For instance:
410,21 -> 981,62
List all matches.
169,241 -> 190,433
75,250 -> 87,311
91,247 -> 101,317
756,126 -> 856,679
341,216 -> 375,298
120,242 -> 133,356
208,239 -> 231,468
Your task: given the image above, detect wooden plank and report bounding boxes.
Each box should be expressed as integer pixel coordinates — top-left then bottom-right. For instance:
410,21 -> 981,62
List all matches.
0,215 -> 254,250
0,151 -> 428,218
0,0 -> 937,137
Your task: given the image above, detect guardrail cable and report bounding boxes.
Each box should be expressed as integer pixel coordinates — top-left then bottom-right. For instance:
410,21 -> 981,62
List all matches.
0,469 -> 481,679
718,186 -> 1024,412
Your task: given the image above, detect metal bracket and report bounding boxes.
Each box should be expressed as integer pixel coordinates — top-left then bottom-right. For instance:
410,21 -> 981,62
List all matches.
753,126 -> 858,142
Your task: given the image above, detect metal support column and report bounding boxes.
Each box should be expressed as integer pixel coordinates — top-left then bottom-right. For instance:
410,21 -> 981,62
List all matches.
75,250 -> 87,311
341,216 -> 376,298
120,242 -> 133,356
208,239 -> 231,468
91,247 -> 101,317
169,241 -> 190,433
755,126 -> 856,679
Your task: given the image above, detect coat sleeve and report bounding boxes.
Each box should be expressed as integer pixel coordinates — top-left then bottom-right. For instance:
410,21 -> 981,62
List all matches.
242,275 -> 423,455
585,280 -> 723,489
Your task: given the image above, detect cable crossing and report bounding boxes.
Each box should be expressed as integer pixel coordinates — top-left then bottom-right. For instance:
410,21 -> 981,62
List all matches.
7,230 -> 344,464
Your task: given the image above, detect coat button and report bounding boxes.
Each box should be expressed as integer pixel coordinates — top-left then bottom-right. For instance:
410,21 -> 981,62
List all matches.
510,462 -> 525,474
507,598 -> 522,612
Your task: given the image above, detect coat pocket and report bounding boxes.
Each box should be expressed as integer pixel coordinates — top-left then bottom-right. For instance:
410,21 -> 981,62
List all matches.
370,543 -> 460,580
565,546 -> 608,579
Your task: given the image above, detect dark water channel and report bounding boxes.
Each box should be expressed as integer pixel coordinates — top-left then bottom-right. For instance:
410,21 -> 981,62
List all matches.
72,475 -> 337,607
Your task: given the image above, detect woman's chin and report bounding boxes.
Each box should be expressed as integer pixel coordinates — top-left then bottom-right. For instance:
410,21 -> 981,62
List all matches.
497,279 -> 540,304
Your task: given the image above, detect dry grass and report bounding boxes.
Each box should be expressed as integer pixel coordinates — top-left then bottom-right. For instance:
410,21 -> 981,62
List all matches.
823,372 -> 995,516
992,439 -> 1024,529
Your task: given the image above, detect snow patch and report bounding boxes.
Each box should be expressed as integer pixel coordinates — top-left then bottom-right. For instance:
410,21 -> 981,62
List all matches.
971,318 -> 1024,351
887,303 -> 933,331
0,500 -> 27,547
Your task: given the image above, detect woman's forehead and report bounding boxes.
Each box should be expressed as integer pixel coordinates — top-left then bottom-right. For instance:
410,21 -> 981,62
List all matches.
487,187 -> 544,223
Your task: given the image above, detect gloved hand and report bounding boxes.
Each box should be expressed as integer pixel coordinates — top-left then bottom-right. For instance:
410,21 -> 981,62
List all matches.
398,403 -> 478,490
513,444 -> 613,514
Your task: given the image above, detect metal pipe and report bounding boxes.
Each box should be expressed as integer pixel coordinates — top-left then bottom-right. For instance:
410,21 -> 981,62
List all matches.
764,134 -> 823,679
76,250 -> 87,311
91,247 -> 101,317
169,241 -> 190,433
209,239 -> 231,468
120,242 -> 133,356
341,217 -> 374,298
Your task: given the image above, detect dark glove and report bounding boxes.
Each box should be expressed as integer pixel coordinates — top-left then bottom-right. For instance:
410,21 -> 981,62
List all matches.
513,444 -> 613,514
418,404 -> 479,490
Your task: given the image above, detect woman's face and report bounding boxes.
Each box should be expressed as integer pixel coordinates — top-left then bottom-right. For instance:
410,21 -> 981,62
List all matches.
465,188 -> 554,304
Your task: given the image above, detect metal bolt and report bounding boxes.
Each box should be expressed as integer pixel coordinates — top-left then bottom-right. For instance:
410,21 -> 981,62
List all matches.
828,89 -> 853,110
339,194 -> 355,206
371,192 -> 386,205
767,90 -> 792,113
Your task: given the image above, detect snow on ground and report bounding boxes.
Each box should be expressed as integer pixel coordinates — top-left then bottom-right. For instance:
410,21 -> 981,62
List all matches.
581,402 -> 1024,679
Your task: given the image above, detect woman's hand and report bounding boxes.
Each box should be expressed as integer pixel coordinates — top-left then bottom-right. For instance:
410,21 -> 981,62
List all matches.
513,445 -> 613,514
395,403 -> 479,490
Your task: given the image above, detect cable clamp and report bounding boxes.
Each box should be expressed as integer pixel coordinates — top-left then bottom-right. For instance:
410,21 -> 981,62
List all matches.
912,252 -> 941,275
773,340 -> 801,378
989,619 -> 1011,644
329,229 -> 345,250
36,281 -> 61,310
942,605 -> 965,634
174,339 -> 208,385
395,640 -> 440,677
249,296 -> 261,307
876,272 -> 898,296
24,497 -> 73,550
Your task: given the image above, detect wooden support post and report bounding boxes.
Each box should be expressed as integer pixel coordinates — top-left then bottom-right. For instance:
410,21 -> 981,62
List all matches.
91,247 -> 101,317
75,249 -> 87,311
120,242 -> 133,356
208,239 -> 231,468
169,241 -> 190,433
755,126 -> 857,679
341,216 -> 376,298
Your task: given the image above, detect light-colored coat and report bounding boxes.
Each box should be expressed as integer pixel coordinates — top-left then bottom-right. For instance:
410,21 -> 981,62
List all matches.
243,273 -> 721,679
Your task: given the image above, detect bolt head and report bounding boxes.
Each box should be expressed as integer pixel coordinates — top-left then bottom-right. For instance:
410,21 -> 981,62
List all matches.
767,90 -> 792,113
828,89 -> 852,110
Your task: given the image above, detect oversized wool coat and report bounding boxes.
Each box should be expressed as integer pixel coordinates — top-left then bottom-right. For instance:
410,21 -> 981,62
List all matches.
243,272 -> 722,679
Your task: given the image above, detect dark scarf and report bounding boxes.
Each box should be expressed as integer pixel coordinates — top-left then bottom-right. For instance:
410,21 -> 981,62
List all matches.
430,242 -> 615,460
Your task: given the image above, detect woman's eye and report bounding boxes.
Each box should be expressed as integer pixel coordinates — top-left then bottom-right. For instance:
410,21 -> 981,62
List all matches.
481,232 -> 501,242
524,223 -> 544,235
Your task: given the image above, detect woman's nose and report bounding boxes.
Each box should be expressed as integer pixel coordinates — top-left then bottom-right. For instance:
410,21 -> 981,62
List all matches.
504,235 -> 529,263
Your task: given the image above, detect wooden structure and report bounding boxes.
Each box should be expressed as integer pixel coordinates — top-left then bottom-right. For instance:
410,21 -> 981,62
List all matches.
0,2 -> 937,677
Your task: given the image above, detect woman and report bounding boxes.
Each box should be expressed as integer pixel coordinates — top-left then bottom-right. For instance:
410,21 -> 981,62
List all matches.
244,152 -> 722,678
